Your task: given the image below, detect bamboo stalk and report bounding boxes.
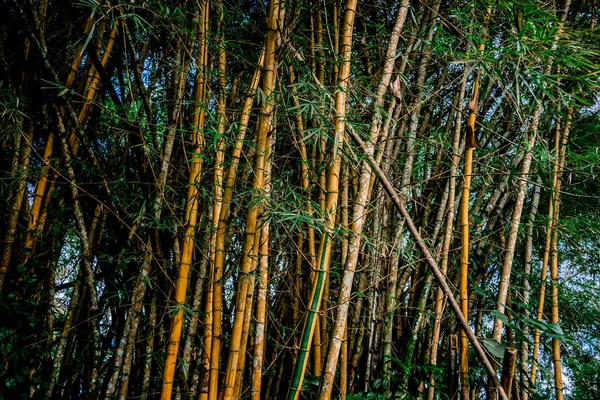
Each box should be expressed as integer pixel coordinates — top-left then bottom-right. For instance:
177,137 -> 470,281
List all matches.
0,125 -> 33,298
519,177 -> 542,400
318,1 -> 410,397
458,8 -> 493,397
54,107 -> 101,392
501,347 -> 518,397
549,108 -> 571,400
249,133 -> 274,400
220,2 -> 279,397
427,76 -> 467,400
160,3 -> 209,397
287,1 -> 358,398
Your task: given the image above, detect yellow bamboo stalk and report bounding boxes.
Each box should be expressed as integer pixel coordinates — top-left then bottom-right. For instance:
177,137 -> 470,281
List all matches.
221,1 -> 279,396
75,23 -> 117,132
459,106 -> 477,399
314,4 -> 329,364
249,134 -> 273,400
550,109 -> 571,400
526,3 -> 572,395
528,113 -> 571,400
199,46 -> 264,400
232,216 -> 265,398
160,2 -> 208,398
312,0 -> 330,368
428,77 -> 467,400
459,8 -> 491,394
207,2 -> 231,397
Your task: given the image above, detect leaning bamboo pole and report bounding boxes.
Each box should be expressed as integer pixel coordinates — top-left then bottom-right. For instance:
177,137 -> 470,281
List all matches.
287,1 -> 357,398
347,128 -> 509,400
159,2 -> 208,398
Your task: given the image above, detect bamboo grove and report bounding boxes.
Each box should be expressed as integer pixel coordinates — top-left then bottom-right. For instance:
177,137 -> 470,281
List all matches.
1,0 -> 600,399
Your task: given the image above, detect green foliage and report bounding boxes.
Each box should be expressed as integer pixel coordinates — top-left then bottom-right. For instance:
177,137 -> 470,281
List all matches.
347,392 -> 388,400
1,0 -> 599,399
